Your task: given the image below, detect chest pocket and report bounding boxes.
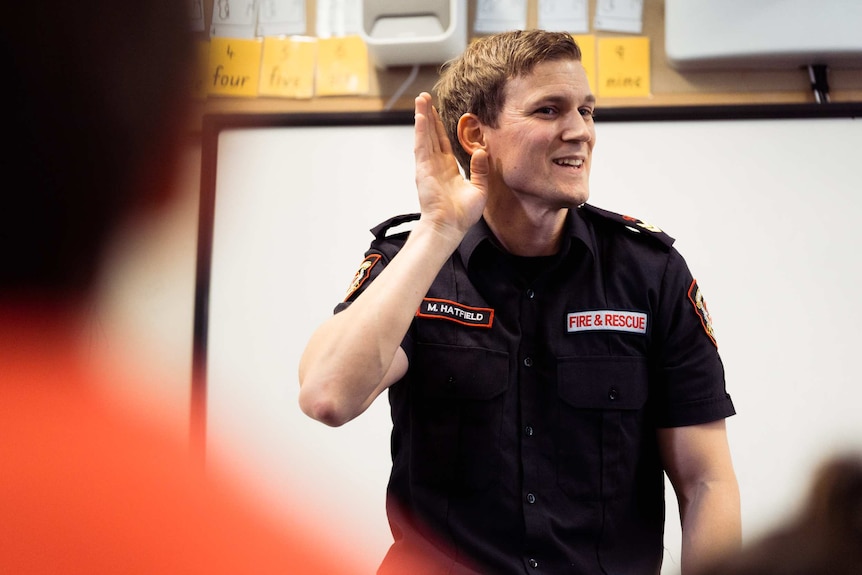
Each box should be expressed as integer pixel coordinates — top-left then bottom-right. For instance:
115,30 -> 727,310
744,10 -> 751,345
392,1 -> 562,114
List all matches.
409,343 -> 509,492
555,356 -> 648,501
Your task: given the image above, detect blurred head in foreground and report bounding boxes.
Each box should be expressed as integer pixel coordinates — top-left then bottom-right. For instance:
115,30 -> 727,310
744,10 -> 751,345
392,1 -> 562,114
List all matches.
698,453 -> 862,575
1,0 -> 193,304
1,2 -> 367,573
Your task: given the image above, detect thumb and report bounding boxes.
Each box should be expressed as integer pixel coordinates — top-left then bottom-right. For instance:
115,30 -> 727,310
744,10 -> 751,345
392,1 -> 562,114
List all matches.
469,149 -> 490,197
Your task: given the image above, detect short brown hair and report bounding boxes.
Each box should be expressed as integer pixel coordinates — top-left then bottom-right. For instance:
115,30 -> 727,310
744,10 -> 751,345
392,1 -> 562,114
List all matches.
433,30 -> 582,178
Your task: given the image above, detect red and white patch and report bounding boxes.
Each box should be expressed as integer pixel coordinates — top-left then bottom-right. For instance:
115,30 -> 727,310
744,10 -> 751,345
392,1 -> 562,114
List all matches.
566,310 -> 648,334
416,298 -> 494,328
344,254 -> 381,301
688,279 -> 717,347
622,214 -> 663,234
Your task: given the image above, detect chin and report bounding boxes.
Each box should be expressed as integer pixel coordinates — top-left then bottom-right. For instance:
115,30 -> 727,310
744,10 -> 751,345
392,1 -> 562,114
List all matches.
564,189 -> 589,207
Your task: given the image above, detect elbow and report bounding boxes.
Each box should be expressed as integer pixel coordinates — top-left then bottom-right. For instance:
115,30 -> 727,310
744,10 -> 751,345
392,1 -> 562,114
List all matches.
298,384 -> 353,428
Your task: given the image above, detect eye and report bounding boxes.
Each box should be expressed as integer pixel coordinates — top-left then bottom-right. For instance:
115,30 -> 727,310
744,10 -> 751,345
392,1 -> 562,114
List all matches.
579,107 -> 595,118
535,106 -> 558,116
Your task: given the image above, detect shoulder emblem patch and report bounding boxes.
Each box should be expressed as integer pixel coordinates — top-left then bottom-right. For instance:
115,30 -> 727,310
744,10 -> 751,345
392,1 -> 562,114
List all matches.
622,214 -> 663,234
687,279 -> 717,347
580,204 -> 675,248
344,254 -> 381,301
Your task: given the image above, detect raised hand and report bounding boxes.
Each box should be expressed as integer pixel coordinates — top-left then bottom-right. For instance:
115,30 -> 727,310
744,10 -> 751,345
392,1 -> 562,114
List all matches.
413,92 -> 489,245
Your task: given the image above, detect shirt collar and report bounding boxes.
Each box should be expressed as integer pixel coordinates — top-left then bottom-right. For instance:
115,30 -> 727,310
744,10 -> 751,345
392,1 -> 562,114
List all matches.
457,207 -> 596,268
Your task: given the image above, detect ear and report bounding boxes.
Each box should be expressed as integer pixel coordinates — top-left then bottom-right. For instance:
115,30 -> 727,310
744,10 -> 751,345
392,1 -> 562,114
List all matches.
457,113 -> 486,156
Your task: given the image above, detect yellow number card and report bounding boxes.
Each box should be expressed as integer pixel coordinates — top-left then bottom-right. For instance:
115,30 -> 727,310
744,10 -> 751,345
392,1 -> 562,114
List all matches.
208,37 -> 263,98
597,36 -> 651,98
259,36 -> 316,99
316,35 -> 369,97
572,34 -> 597,95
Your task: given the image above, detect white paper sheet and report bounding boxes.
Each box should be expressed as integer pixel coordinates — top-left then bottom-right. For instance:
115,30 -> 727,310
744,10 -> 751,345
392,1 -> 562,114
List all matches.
257,0 -> 306,36
474,0 -> 528,33
211,0 -> 259,38
537,0 -> 589,33
315,0 -> 362,38
594,0 -> 643,34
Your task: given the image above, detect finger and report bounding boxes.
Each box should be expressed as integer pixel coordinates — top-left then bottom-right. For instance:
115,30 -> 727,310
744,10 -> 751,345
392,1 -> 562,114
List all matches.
430,103 -> 451,155
418,93 -> 442,155
414,93 -> 434,159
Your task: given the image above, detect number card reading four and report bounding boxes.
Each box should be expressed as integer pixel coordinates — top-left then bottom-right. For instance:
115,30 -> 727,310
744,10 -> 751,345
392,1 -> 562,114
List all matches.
208,37 -> 262,98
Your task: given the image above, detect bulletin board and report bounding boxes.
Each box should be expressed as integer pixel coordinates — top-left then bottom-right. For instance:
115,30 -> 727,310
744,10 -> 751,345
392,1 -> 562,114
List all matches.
191,0 -> 862,122
193,103 -> 862,573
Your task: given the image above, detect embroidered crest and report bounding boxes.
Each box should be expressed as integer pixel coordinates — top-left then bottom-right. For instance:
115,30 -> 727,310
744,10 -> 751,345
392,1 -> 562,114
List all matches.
567,310 -> 648,334
622,214 -> 663,234
688,280 -> 717,347
344,254 -> 381,301
581,204 -> 675,248
416,298 -> 494,328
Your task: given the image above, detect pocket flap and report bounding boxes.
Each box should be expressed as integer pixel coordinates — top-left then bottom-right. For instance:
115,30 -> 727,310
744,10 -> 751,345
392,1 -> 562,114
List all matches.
413,343 -> 508,400
557,356 -> 648,410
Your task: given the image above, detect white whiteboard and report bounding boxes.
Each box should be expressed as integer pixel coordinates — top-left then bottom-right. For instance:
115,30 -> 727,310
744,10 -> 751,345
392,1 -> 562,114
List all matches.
197,109 -> 862,574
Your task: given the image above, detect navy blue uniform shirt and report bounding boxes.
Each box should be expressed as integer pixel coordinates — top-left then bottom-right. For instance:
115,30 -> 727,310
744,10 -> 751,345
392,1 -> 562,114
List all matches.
337,204 -> 735,575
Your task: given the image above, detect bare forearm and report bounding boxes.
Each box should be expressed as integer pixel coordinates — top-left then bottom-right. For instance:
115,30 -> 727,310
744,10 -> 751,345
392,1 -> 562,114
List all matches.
299,92 -> 488,427
679,478 -> 741,575
298,220 -> 461,425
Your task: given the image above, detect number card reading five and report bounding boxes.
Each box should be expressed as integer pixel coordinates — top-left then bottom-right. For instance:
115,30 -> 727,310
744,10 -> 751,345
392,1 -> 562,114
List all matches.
259,36 -> 316,99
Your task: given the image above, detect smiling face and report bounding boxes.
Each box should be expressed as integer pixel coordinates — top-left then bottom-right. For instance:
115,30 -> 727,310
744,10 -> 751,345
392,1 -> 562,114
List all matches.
481,58 -> 596,211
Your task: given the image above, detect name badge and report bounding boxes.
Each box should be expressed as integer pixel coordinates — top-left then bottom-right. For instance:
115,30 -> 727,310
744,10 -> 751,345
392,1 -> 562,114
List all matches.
417,298 -> 494,328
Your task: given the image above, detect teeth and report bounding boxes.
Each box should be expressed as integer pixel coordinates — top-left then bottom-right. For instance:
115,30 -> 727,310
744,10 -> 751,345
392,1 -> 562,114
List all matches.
555,158 -> 583,167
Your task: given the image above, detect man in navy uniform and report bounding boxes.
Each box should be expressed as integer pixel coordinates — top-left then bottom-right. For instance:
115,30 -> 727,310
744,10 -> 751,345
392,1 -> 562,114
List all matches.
300,30 -> 740,575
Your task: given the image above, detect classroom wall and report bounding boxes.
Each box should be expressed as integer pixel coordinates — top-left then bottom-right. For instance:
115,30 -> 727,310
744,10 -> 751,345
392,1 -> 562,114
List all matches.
124,113 -> 860,575
194,0 -> 862,122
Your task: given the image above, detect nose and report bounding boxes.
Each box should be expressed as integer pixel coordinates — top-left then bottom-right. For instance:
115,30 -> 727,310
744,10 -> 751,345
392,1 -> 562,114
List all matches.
561,111 -> 593,143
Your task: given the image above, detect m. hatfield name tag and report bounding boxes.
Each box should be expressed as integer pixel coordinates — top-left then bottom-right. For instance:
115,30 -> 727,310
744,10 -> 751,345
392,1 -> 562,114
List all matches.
417,298 -> 494,328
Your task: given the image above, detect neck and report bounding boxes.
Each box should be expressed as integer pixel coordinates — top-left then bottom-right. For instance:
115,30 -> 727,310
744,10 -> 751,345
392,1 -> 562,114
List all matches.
483,200 -> 568,257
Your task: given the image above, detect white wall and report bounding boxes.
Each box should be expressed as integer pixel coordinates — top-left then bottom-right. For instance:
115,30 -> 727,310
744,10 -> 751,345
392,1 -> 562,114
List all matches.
99,115 -> 862,574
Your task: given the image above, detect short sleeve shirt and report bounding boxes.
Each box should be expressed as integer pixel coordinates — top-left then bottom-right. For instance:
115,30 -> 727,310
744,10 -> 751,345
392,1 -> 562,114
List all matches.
338,204 -> 735,575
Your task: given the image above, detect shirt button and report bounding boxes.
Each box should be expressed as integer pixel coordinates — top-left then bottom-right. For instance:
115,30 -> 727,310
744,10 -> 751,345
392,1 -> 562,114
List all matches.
528,558 -> 539,568
523,357 -> 533,367
524,425 -> 534,437
526,492 -> 536,504
526,288 -> 535,299
608,387 -> 619,401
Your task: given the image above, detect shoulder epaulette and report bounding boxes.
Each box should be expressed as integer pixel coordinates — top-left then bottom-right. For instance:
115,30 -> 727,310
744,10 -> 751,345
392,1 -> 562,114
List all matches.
370,213 -> 420,240
581,203 -> 675,249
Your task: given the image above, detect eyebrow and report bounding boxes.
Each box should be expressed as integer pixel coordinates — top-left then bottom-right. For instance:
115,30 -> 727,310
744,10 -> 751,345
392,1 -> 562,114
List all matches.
537,93 -> 596,108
